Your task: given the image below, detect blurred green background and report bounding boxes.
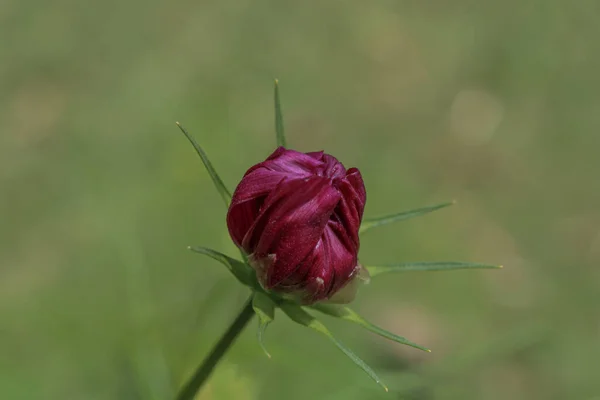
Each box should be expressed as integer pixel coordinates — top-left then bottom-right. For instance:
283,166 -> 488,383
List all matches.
2,1 -> 599,399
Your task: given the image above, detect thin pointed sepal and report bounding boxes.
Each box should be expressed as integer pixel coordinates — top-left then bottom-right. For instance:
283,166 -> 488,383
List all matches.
252,292 -> 276,359
176,122 -> 232,206
274,79 -> 286,148
311,304 -> 430,352
188,246 -> 256,288
360,201 -> 455,234
280,303 -> 387,391
366,262 -> 503,277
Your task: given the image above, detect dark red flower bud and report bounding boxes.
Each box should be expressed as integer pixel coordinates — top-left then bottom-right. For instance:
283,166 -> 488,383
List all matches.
227,147 -> 367,304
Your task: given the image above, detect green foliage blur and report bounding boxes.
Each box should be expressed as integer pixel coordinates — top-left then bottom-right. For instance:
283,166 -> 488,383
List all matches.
2,1 -> 599,399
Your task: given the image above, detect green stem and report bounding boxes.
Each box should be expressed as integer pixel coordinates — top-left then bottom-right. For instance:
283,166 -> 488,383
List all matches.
175,295 -> 255,400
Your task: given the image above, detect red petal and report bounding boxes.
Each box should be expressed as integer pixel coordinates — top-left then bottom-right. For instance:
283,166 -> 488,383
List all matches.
302,224 -> 356,303
260,147 -> 323,176
345,168 -> 367,219
321,154 -> 347,180
323,220 -> 358,295
227,169 -> 285,246
227,148 -> 331,246
244,176 -> 340,288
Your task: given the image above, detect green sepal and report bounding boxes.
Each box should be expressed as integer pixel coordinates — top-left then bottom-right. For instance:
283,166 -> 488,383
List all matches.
188,246 -> 257,288
274,79 -> 286,148
176,122 -> 232,207
311,304 -> 430,352
366,261 -> 503,278
252,292 -> 276,358
360,201 -> 455,234
280,303 -> 388,392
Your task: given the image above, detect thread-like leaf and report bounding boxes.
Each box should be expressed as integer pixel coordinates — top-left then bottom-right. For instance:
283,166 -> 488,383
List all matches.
188,246 -> 255,288
274,79 -> 286,148
367,262 -> 503,278
360,201 -> 455,234
280,303 -> 387,392
252,292 -> 276,358
176,122 -> 232,206
312,304 -> 430,352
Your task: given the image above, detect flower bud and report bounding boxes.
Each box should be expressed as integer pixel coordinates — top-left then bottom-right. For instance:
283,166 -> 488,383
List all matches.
227,147 -> 367,304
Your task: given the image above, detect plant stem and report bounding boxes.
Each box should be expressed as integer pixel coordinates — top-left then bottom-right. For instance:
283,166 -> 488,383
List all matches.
175,295 -> 255,400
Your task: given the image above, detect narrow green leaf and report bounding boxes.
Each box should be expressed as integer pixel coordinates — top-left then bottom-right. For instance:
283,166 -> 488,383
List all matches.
360,201 -> 455,234
367,262 -> 503,278
176,122 -> 232,206
280,303 -> 387,392
312,304 -> 430,352
188,246 -> 255,288
274,79 -> 286,148
252,292 -> 276,358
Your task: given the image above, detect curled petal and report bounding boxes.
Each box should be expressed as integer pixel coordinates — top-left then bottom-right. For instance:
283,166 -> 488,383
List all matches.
244,176 -> 341,288
227,170 -> 284,246
226,147 -> 367,304
227,148 -> 331,245
321,154 -> 347,180
260,147 -> 323,176
334,174 -> 365,246
305,225 -> 357,303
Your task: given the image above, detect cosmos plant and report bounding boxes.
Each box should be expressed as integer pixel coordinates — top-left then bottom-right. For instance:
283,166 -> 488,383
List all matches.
174,81 -> 500,400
